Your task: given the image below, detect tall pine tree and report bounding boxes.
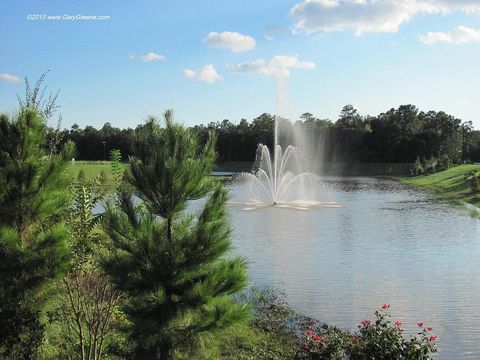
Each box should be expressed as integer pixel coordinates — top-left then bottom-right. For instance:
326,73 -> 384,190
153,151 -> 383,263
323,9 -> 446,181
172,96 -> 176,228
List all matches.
102,110 -> 249,359
0,109 -> 72,359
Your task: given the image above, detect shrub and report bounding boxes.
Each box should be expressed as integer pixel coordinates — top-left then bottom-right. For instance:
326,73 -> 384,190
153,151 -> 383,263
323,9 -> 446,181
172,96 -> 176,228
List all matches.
470,173 -> 479,194
78,169 -> 86,182
99,169 -> 109,185
349,305 -> 438,359
414,156 -> 423,175
297,305 -> 438,360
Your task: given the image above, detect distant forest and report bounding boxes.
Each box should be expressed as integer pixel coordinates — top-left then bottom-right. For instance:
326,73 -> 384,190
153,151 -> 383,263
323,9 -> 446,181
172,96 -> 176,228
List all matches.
55,104 -> 480,165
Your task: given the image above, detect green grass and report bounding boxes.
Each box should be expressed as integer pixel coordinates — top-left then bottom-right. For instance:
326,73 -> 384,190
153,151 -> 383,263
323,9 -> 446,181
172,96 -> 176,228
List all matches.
402,164 -> 480,207
69,161 -> 233,185
68,161 -> 129,184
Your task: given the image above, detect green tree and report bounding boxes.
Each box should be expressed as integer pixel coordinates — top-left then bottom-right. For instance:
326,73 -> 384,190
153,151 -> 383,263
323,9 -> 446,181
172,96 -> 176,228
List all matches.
99,170 -> 109,185
102,110 -> 249,359
336,105 -> 363,129
414,156 -> 424,176
470,172 -> 479,195
0,109 -> 72,359
78,169 -> 86,183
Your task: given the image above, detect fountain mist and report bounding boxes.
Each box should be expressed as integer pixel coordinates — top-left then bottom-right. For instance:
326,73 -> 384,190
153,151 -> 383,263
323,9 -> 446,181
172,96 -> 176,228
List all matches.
231,76 -> 340,210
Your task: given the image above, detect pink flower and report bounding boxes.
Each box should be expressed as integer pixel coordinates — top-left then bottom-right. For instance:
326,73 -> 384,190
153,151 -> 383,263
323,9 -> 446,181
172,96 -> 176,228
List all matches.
313,335 -> 324,343
306,329 -> 314,337
417,322 -> 424,328
429,335 -> 438,342
427,327 -> 433,331
382,304 -> 390,309
394,320 -> 402,327
304,345 -> 311,350
361,320 -> 371,327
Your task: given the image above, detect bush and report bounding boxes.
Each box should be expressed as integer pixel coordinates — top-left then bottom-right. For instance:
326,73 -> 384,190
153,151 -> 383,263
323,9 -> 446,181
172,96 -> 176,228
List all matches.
470,173 -> 479,194
99,169 -> 109,185
350,305 -> 437,359
297,305 -> 438,360
438,154 -> 452,171
78,169 -> 86,182
414,156 -> 423,175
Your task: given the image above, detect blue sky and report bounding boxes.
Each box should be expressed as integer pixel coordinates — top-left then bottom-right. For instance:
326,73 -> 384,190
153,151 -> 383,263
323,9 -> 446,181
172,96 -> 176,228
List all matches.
0,0 -> 479,129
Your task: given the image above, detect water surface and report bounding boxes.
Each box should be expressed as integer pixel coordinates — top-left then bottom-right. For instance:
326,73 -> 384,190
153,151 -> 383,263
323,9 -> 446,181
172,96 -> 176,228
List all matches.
229,177 -> 480,359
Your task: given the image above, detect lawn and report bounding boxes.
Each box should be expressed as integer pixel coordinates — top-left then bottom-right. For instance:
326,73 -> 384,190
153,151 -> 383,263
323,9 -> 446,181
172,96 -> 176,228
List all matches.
402,164 -> 480,207
68,160 -> 234,185
68,161 -> 129,184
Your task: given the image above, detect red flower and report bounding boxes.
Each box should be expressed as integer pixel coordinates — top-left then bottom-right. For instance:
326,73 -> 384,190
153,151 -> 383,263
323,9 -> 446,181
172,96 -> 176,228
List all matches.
313,335 -> 324,343
304,345 -> 311,350
427,327 -> 433,331
306,329 -> 314,337
417,322 -> 424,328
429,335 -> 438,342
361,320 -> 371,327
382,303 -> 390,309
394,320 -> 402,327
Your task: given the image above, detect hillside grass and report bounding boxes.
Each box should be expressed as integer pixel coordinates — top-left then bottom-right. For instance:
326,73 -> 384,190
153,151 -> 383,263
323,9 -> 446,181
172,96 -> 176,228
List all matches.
402,164 -> 480,207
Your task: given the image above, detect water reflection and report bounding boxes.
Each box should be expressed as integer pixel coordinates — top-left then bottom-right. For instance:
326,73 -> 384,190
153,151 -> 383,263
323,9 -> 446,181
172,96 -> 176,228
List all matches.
229,177 -> 480,359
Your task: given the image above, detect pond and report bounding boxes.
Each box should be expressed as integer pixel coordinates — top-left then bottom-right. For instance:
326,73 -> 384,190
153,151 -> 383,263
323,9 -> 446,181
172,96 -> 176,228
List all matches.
228,177 -> 480,359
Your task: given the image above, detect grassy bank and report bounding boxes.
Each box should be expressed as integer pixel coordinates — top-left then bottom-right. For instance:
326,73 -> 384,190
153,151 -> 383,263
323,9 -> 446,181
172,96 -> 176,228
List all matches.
402,164 -> 480,207
68,161 -> 233,184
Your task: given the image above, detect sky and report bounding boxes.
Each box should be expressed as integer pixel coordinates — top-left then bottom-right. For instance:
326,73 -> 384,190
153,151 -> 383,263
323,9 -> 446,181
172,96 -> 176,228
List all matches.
0,0 -> 479,129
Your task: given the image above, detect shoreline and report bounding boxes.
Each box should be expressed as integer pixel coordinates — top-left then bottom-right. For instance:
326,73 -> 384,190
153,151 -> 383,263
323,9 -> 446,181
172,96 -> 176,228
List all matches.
399,164 -> 480,216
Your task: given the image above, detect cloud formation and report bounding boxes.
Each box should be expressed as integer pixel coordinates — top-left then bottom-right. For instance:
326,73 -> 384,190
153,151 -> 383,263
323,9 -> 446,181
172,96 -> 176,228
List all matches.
129,52 -> 165,62
0,73 -> 21,83
230,55 -> 316,77
203,31 -> 256,52
183,64 -> 222,83
290,0 -> 480,35
420,25 -> 480,44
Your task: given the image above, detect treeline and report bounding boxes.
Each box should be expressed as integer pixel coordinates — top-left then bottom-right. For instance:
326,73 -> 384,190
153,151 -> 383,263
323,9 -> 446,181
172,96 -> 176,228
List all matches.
56,104 -> 479,164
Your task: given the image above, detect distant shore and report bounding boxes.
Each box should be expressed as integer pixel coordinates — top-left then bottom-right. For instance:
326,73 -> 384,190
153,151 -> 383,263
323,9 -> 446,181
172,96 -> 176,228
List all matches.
401,164 -> 480,211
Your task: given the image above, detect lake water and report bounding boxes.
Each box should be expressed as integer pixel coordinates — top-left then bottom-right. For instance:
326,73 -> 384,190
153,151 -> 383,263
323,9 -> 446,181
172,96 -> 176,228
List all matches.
228,177 -> 480,359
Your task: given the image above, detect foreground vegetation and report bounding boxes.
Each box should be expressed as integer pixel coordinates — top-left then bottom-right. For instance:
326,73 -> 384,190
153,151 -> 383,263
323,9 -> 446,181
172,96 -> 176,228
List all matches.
0,77 -> 439,359
0,105 -> 440,359
403,164 -> 480,207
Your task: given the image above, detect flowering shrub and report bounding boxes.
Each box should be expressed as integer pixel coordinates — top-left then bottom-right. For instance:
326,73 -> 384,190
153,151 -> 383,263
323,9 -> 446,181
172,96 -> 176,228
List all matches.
296,327 -> 348,360
297,305 -> 438,360
349,304 -> 438,360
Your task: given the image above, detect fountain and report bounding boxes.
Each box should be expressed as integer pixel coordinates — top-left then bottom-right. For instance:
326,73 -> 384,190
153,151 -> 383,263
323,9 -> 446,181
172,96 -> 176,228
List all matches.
230,75 -> 340,210
231,116 -> 341,211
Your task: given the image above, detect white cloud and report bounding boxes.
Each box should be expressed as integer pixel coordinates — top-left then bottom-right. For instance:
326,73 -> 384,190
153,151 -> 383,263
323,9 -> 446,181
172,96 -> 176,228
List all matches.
183,64 -> 222,83
0,73 -> 21,83
203,31 -> 256,52
290,0 -> 480,35
129,52 -> 165,62
420,25 -> 480,44
230,55 -> 316,77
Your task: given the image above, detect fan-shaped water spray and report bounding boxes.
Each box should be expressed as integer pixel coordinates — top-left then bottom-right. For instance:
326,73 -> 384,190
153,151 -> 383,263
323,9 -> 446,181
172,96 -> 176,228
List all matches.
231,76 -> 339,210
232,142 -> 340,210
